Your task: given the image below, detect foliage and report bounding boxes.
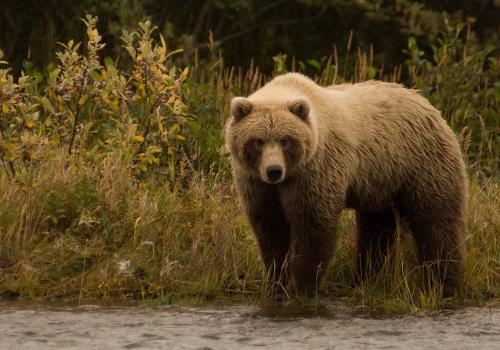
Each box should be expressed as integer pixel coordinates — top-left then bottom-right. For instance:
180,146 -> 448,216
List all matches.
405,19 -> 499,174
0,15 -> 498,313
1,15 -> 191,179
1,1 -> 498,75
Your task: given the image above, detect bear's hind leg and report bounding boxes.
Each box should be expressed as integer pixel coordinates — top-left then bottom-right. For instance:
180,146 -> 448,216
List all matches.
355,208 -> 397,282
408,212 -> 465,296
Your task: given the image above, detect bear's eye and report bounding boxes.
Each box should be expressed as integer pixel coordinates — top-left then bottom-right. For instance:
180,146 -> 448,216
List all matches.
280,138 -> 290,147
254,138 -> 264,148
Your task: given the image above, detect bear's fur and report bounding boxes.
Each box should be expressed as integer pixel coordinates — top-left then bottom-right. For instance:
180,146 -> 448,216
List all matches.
225,73 -> 468,296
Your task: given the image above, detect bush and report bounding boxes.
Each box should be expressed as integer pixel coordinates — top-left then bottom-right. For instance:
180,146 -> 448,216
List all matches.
0,15 -> 191,180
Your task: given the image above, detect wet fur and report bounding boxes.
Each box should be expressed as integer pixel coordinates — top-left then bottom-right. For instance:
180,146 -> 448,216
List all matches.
225,73 -> 468,296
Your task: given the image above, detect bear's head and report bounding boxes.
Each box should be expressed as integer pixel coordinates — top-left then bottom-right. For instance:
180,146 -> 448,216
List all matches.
225,96 -> 318,184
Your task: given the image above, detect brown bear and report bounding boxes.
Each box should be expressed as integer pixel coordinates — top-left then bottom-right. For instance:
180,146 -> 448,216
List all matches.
225,73 -> 468,296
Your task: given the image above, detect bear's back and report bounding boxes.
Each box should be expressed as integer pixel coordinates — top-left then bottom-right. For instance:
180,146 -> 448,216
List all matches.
325,81 -> 466,210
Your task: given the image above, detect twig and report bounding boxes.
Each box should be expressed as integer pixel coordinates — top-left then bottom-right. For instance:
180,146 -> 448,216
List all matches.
78,255 -> 87,306
0,122 -> 15,177
68,69 -> 88,155
0,156 -> 12,179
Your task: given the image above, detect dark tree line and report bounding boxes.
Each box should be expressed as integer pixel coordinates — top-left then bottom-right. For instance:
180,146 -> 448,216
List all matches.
1,0 -> 499,75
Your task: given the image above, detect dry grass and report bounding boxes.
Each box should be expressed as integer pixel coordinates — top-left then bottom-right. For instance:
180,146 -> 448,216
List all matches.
0,152 -> 260,302
0,151 -> 498,313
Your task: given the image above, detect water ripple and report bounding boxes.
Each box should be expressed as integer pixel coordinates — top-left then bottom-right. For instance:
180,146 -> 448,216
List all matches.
0,303 -> 498,350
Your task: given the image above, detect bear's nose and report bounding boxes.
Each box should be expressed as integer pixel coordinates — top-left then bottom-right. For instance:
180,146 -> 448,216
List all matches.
266,165 -> 283,183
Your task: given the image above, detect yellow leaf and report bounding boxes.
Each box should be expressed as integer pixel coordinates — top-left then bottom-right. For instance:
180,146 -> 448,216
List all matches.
175,135 -> 186,141
133,136 -> 144,143
86,27 -> 101,44
3,142 -> 15,151
25,118 -> 34,128
1,104 -> 9,113
165,48 -> 183,60
160,34 -> 168,51
180,67 -> 189,80
79,96 -> 87,106
101,91 -> 110,104
148,146 -> 162,154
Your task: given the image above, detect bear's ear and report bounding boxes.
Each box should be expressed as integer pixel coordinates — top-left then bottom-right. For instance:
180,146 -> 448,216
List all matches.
230,97 -> 253,120
288,98 -> 310,121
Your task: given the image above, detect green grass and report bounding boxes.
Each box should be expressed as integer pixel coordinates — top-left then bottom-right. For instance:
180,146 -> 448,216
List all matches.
0,151 -> 498,314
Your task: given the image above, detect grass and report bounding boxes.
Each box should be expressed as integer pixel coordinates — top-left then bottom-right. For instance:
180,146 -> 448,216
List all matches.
0,150 -> 498,314
0,17 -> 498,314
0,151 -> 260,302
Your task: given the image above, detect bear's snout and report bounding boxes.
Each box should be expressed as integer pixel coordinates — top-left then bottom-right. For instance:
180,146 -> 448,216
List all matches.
259,143 -> 286,184
266,165 -> 283,183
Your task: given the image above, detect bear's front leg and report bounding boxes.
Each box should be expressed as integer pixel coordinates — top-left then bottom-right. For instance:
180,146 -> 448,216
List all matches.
288,218 -> 339,296
235,174 -> 291,288
283,188 -> 342,296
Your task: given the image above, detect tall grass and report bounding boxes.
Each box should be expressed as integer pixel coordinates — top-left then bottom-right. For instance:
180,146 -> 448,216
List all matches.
0,152 -> 497,312
0,16 -> 498,312
0,151 -> 261,302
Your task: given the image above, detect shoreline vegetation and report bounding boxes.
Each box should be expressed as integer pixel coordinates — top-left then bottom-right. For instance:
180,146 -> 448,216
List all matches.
0,16 -> 498,314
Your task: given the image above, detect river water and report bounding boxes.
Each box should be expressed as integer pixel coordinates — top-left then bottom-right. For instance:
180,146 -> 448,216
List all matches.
0,302 -> 499,349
